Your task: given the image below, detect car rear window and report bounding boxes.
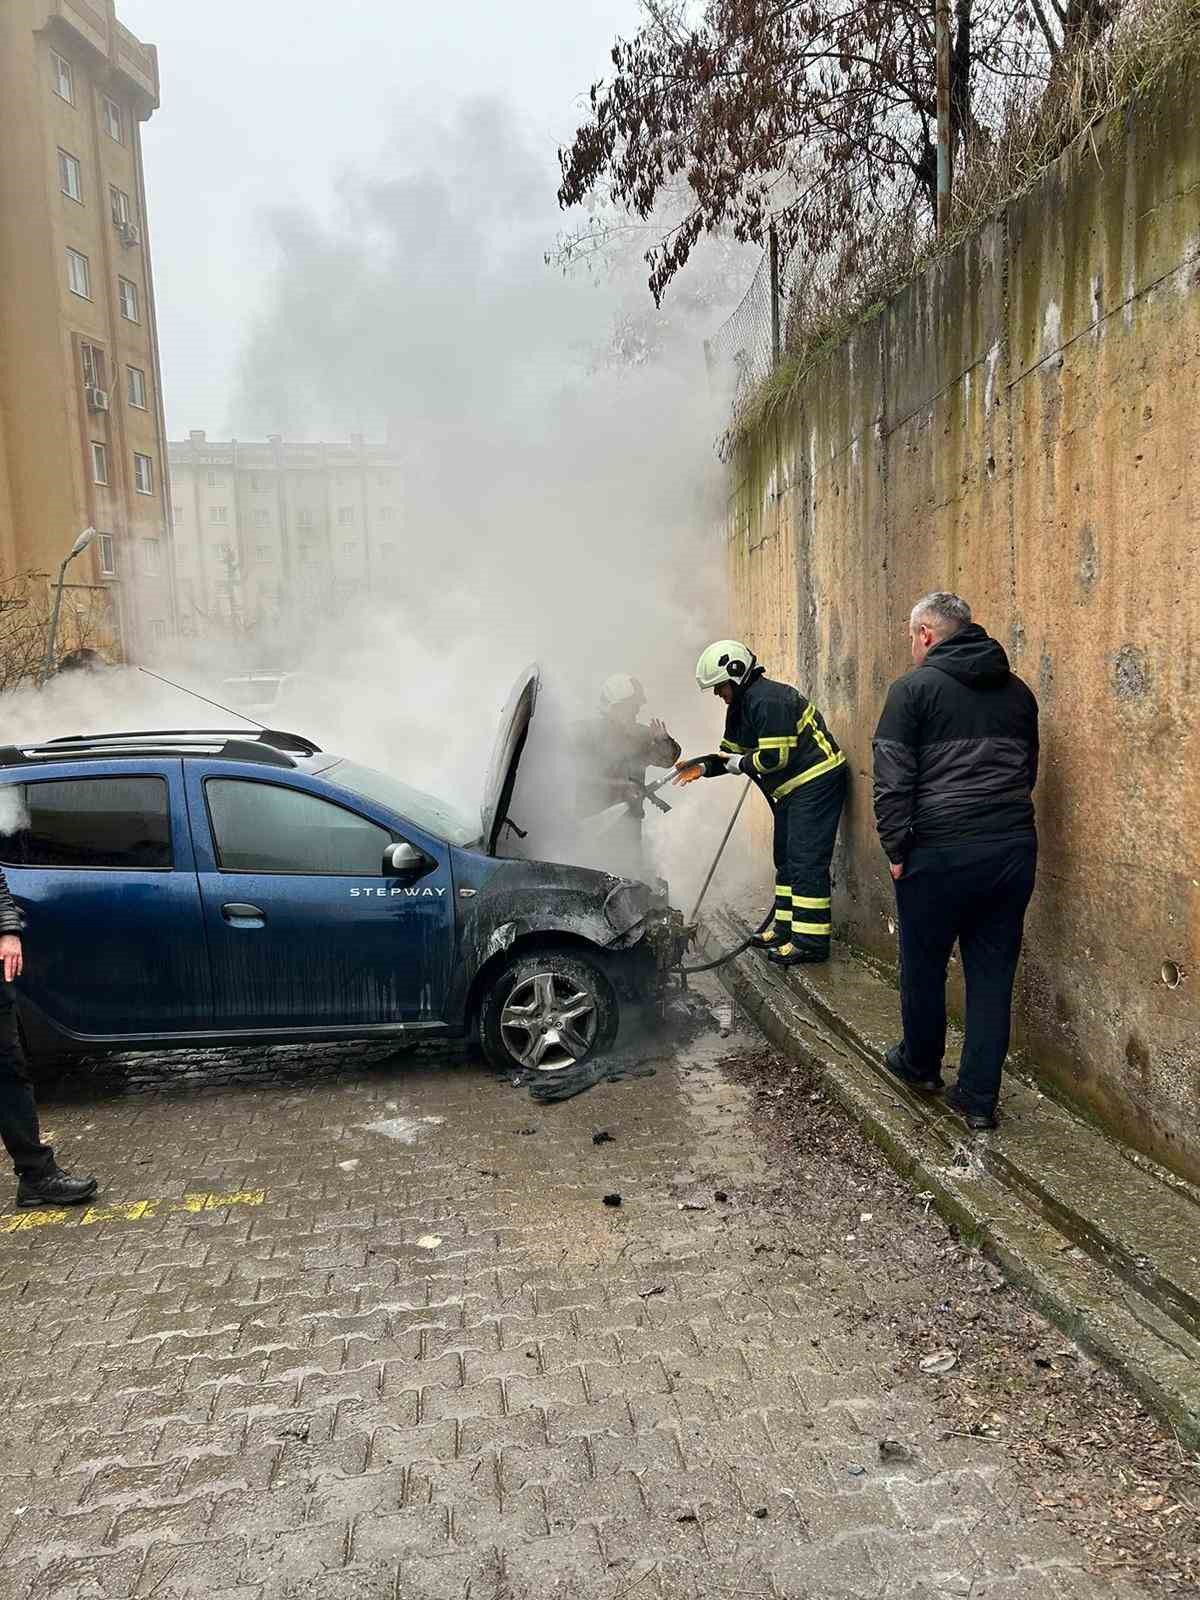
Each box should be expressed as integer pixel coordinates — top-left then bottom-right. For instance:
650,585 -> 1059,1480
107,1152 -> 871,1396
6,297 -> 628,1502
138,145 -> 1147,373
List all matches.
0,777 -> 172,869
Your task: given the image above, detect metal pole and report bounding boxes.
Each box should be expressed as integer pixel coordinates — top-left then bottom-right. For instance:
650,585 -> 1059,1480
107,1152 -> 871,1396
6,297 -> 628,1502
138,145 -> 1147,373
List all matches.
935,0 -> 953,235
768,224 -> 781,364
41,557 -> 71,685
688,779 -> 753,926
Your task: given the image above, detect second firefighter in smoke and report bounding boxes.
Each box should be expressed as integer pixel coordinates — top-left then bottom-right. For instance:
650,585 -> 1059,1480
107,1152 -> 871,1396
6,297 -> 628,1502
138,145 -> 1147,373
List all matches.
675,641 -> 847,964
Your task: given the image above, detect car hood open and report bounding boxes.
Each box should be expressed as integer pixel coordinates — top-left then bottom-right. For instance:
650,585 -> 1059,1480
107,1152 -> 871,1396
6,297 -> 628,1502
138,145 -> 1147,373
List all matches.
480,664 -> 540,858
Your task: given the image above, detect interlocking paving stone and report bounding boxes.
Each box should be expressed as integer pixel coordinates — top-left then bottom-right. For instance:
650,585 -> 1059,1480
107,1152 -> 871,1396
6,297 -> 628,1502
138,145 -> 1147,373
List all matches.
0,1030 -> 1147,1599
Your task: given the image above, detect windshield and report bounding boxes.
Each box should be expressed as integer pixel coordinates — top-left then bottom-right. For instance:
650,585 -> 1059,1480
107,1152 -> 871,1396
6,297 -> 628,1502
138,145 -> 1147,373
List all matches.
323,760 -> 479,847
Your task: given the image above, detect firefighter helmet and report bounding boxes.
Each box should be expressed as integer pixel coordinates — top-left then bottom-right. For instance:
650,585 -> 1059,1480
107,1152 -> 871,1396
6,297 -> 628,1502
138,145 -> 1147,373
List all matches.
695,640 -> 755,690
599,673 -> 645,711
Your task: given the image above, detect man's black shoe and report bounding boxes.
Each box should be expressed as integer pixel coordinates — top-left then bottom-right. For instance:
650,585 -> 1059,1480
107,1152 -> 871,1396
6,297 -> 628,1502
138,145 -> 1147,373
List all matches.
943,1086 -> 997,1131
882,1042 -> 943,1094
16,1168 -> 99,1209
766,945 -> 829,968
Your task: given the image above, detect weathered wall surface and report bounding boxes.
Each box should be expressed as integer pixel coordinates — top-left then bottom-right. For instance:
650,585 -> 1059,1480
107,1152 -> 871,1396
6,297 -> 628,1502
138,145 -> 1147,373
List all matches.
728,84 -> 1200,1177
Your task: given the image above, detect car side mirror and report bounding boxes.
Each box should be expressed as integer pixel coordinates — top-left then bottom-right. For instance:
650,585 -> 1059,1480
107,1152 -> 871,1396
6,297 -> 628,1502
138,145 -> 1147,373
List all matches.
384,841 -> 427,876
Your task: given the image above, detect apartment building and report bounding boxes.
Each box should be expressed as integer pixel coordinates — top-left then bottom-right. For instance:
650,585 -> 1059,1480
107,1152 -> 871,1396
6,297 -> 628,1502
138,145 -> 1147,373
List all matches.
0,0 -> 173,661
168,434 -> 405,630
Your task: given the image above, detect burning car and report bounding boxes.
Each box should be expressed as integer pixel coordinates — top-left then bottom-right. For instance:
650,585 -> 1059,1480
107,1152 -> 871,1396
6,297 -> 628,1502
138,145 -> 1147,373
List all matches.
0,667 -> 686,1074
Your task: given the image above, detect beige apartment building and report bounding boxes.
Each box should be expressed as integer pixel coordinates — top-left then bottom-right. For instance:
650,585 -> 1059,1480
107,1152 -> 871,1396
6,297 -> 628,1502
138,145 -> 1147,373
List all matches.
168,434 -> 405,632
0,0 -> 174,662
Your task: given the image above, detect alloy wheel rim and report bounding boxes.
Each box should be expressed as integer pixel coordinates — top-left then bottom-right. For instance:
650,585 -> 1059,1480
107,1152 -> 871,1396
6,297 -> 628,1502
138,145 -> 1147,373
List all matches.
500,970 -> 598,1071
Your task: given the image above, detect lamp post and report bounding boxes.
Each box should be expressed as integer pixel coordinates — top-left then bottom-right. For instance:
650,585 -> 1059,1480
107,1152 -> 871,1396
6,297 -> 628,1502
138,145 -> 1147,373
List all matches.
41,526 -> 96,684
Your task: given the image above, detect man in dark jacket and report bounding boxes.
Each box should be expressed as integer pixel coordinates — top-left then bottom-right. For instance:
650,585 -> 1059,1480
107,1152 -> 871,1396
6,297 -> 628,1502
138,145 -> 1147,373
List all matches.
676,640 -> 846,964
873,593 -> 1039,1129
0,869 -> 97,1208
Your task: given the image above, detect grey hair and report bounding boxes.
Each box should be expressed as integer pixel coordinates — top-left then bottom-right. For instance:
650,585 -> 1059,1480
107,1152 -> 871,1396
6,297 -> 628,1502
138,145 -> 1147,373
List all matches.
910,592 -> 972,638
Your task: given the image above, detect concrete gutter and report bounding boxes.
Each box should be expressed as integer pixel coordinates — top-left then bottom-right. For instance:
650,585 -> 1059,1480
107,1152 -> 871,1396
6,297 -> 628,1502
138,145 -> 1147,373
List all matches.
708,912 -> 1200,1449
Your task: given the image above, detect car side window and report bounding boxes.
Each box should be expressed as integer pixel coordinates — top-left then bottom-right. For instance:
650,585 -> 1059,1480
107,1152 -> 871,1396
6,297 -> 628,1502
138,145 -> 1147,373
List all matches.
206,779 -> 393,875
0,777 -> 172,869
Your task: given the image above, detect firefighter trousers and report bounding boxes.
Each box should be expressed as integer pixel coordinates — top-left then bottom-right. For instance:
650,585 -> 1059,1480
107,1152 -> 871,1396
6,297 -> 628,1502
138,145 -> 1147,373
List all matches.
766,763 -> 848,957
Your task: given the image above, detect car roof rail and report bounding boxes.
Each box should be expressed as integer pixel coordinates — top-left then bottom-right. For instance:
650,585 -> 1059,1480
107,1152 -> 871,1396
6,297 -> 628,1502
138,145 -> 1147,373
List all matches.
0,727 -> 322,770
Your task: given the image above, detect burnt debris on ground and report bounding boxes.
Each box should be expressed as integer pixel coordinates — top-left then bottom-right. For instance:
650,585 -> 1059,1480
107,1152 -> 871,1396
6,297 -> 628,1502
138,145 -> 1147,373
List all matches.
719,1040 -> 1200,1596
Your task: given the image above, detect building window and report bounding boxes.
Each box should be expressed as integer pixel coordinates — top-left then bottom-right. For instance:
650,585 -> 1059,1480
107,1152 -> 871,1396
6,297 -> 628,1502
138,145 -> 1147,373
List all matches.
118,277 -> 139,322
67,248 -> 91,299
126,366 -> 147,409
142,539 -> 160,576
206,471 -> 217,488
51,51 -> 74,105
379,543 -> 395,560
253,508 -> 269,526
214,542 -> 231,559
110,186 -> 133,226
297,508 -> 313,529
256,545 -> 272,562
98,533 -> 116,576
90,442 -> 109,485
376,472 -> 389,487
133,452 -> 153,495
80,342 -> 105,390
102,96 -> 123,144
172,503 -> 183,522
151,620 -> 167,641
342,541 -> 357,556
338,506 -> 354,525
209,506 -> 229,525
251,473 -> 268,492
378,505 -> 395,522
58,150 -> 82,203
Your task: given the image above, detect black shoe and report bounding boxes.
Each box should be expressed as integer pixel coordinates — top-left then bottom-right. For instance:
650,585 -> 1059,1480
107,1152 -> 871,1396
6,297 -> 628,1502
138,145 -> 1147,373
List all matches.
750,929 -> 782,951
767,944 -> 829,968
16,1168 -> 99,1209
882,1042 -> 943,1094
943,1086 -> 997,1131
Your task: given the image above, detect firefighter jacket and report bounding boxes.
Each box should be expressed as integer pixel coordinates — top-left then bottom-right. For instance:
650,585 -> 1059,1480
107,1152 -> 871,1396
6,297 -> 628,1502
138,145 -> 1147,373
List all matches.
872,624 -> 1039,864
713,668 -> 845,804
573,715 -> 682,818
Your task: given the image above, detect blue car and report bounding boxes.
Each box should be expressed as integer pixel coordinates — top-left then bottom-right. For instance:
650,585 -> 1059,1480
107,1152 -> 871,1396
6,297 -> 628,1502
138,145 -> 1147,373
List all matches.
0,669 -> 683,1075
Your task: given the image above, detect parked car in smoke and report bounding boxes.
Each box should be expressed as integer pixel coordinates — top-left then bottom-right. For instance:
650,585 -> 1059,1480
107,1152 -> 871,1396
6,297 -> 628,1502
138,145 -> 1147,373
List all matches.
0,669 -> 685,1075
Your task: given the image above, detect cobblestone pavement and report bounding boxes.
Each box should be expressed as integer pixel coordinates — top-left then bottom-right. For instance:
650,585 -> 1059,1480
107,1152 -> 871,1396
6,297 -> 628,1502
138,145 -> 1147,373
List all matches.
0,1016 -> 1142,1600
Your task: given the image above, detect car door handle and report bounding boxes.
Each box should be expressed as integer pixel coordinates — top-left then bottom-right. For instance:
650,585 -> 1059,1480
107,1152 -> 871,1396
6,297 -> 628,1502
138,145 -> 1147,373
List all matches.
222,902 -> 265,928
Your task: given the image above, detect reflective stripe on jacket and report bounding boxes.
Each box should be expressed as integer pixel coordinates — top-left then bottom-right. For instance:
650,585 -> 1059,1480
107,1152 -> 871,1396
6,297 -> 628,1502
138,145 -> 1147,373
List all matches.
718,670 -> 845,803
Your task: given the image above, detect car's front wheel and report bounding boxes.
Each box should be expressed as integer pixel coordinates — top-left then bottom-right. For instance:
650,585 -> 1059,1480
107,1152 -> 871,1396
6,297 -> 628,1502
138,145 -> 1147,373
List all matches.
479,949 -> 618,1074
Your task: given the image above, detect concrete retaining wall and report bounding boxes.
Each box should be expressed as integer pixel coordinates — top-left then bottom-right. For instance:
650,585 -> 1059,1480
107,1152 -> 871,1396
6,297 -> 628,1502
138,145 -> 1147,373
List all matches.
727,82 -> 1200,1178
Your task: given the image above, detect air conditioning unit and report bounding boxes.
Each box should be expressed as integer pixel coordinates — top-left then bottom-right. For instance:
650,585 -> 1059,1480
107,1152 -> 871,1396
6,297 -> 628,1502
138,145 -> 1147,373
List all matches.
85,386 -> 110,413
117,220 -> 141,248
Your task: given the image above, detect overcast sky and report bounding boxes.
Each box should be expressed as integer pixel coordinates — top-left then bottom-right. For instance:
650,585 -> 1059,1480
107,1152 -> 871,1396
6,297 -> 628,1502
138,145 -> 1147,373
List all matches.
119,0 -> 644,436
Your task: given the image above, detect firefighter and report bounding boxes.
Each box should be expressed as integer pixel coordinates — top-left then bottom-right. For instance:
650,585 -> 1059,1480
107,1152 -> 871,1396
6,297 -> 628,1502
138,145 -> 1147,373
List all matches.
675,641 -> 847,964
573,674 -> 681,879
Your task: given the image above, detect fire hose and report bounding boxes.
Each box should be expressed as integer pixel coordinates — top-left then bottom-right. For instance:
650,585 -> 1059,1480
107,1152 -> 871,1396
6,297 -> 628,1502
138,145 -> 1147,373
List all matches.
673,778 -> 772,975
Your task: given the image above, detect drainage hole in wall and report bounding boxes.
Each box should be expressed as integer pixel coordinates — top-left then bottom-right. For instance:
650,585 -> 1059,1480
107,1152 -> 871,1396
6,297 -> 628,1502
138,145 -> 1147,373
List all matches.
1161,960 -> 1184,989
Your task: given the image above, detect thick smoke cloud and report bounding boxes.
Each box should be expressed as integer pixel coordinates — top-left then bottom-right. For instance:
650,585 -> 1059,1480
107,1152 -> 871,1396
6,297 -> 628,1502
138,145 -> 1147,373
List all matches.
12,98 -> 764,910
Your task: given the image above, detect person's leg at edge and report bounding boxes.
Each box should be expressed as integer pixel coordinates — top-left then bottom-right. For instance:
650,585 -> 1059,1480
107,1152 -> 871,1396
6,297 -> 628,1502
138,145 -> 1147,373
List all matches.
891,851 -> 961,1085
0,986 -> 55,1182
0,986 -> 97,1207
954,838 -> 1037,1118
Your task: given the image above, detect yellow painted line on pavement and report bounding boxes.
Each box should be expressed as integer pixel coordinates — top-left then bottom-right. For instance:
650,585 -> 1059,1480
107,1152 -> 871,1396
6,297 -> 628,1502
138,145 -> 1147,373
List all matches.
0,1188 -> 266,1235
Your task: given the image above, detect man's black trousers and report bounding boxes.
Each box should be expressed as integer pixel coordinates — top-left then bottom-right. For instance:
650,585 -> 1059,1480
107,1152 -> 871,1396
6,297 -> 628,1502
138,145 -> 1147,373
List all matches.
0,985 -> 54,1179
769,764 -> 848,957
894,835 -> 1037,1113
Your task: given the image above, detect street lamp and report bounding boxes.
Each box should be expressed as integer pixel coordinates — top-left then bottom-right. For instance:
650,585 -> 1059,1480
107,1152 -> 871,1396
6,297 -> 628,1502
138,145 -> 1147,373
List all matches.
41,526 -> 96,684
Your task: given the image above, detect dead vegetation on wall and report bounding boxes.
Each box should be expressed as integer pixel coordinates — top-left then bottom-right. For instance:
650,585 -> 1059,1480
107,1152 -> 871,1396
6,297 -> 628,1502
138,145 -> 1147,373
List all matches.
724,0 -> 1200,454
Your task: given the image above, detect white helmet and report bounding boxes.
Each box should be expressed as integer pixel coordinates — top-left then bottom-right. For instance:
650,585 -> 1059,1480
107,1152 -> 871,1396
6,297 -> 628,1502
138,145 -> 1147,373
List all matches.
600,672 -> 645,711
695,639 -> 756,690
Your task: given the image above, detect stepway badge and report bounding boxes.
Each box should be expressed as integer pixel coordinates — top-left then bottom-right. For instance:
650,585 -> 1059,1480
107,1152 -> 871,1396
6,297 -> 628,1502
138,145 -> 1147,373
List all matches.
350,886 -> 448,898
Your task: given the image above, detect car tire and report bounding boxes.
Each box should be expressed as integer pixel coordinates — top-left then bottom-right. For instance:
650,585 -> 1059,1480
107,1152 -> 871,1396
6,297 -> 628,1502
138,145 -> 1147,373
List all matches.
479,949 -> 618,1075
